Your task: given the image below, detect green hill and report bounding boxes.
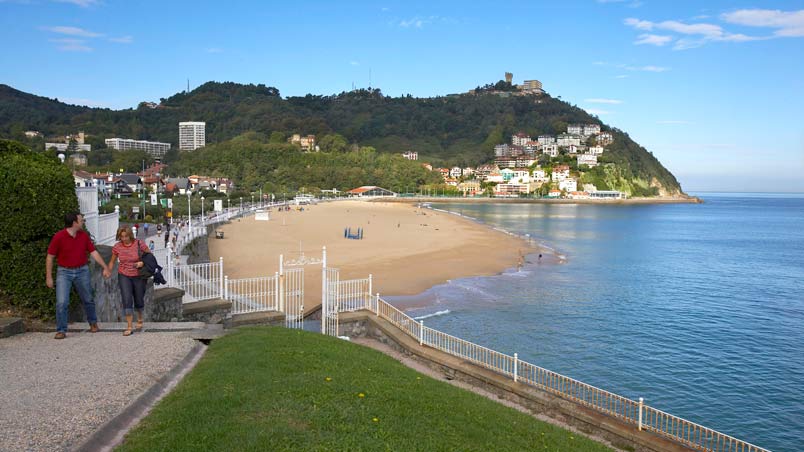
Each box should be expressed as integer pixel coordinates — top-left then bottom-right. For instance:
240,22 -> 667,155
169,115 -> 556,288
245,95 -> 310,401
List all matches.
0,81 -> 684,196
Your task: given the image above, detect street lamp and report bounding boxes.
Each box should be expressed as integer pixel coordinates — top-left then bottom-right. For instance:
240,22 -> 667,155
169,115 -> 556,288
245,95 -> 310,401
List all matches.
201,196 -> 205,226
251,194 -> 254,208
240,197 -> 243,211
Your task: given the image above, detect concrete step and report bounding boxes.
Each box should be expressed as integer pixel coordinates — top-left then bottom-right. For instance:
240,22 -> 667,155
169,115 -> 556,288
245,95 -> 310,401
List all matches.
226,311 -> 285,328
0,317 -> 25,338
65,321 -> 206,333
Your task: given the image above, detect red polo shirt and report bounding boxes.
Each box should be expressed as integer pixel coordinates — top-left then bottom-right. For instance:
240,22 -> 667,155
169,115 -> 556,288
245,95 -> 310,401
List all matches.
47,229 -> 96,268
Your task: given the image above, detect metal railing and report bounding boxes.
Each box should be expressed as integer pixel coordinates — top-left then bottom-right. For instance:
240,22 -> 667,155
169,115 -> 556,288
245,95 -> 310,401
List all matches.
367,296 -> 769,452
171,257 -> 224,303
226,274 -> 278,315
336,275 -> 373,313
96,212 -> 119,245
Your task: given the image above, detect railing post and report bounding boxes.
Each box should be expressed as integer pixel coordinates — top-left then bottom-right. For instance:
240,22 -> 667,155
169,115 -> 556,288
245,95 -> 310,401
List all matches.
274,271 -> 279,310
219,257 -> 224,299
375,293 -> 380,316
368,274 -> 373,311
638,397 -> 644,431
419,320 -> 424,346
321,246 -> 327,335
224,275 -> 229,300
279,254 -> 284,312
514,353 -> 519,382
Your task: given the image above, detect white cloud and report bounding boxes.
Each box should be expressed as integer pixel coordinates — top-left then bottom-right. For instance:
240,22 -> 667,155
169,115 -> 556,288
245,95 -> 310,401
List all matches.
399,17 -> 426,28
586,108 -> 611,116
41,25 -> 102,37
634,33 -> 673,46
53,0 -> 100,7
721,9 -> 804,37
49,38 -> 92,52
624,16 -> 767,49
350,61 -> 360,66
585,98 -> 623,104
108,35 -> 132,43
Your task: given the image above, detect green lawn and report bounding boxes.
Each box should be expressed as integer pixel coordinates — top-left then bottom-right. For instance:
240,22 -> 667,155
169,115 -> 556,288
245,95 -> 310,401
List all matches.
118,327 -> 611,451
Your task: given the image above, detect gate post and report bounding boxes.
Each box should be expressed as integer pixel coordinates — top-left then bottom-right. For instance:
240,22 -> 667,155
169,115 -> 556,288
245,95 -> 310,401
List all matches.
219,257 -> 224,299
274,271 -> 279,311
279,254 -> 284,312
368,274 -> 373,311
321,246 -> 327,335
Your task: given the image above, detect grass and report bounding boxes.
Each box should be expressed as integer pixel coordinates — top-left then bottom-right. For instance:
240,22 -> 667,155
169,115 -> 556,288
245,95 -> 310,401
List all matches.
118,327 -> 611,451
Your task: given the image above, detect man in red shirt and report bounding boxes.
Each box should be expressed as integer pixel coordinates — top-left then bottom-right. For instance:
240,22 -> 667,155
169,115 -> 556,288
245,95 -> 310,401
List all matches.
46,212 -> 112,339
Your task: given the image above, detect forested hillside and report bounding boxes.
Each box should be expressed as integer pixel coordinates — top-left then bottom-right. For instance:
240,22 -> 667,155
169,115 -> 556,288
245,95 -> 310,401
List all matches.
0,81 -> 683,196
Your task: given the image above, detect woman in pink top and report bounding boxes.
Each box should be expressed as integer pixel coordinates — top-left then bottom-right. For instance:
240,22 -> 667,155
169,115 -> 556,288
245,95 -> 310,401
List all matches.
107,226 -> 150,336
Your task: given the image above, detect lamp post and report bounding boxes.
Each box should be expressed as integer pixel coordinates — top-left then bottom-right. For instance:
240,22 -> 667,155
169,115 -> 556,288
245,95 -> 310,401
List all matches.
240,197 -> 243,212
187,191 -> 192,230
201,196 -> 205,226
251,194 -> 254,208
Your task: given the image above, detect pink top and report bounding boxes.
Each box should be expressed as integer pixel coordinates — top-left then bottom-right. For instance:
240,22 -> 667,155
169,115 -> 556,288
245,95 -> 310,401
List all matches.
112,240 -> 150,277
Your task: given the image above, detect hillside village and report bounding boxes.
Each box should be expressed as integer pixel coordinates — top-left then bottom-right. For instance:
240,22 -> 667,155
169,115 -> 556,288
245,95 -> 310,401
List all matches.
408,123 -> 624,199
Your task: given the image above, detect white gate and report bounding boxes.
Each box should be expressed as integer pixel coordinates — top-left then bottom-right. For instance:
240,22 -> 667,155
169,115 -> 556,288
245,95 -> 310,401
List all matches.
282,265 -> 304,329
322,267 -> 339,336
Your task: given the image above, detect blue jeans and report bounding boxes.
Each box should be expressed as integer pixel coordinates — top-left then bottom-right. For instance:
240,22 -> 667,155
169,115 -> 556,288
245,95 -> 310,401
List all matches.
56,265 -> 97,333
118,273 -> 146,315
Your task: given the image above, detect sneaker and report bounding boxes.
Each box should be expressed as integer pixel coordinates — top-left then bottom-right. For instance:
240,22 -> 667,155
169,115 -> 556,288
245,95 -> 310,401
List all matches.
54,332 -> 66,340
89,323 -> 100,333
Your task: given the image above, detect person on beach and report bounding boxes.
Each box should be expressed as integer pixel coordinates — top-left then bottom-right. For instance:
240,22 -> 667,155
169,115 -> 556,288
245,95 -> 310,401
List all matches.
45,212 -> 111,339
107,226 -> 150,336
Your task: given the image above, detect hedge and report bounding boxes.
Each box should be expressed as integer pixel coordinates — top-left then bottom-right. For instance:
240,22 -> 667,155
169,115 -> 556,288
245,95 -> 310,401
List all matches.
0,140 -> 79,317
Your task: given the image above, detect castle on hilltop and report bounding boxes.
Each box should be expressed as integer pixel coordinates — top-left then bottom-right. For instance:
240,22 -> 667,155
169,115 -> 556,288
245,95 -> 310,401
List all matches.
467,72 -> 544,97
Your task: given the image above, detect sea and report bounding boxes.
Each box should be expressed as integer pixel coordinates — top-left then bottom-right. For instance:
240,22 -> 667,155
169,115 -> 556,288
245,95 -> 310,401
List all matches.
388,193 -> 804,452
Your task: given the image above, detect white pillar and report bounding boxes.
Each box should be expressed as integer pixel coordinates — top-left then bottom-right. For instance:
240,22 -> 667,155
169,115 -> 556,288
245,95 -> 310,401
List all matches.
514,353 -> 519,382
419,320 -> 424,346
638,397 -> 644,431
219,257 -> 224,298
321,246 -> 327,335
368,274 -> 373,311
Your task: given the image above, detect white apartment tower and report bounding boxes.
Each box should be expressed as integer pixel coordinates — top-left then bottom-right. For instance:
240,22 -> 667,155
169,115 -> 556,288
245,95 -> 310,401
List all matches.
179,122 -> 206,150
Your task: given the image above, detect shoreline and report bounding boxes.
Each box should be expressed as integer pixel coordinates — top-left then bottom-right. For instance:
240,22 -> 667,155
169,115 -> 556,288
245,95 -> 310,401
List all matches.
209,200 -> 541,313
375,195 -> 703,205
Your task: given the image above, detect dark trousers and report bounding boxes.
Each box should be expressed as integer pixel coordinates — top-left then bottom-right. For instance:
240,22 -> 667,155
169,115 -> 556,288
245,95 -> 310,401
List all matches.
118,273 -> 146,315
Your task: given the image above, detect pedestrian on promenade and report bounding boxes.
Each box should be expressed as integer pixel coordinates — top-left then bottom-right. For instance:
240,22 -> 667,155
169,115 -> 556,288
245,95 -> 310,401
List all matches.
132,224 -> 138,239
163,229 -> 170,248
107,226 -> 150,336
45,212 -> 111,339
148,240 -> 155,251
156,223 -> 162,238
143,223 -> 149,236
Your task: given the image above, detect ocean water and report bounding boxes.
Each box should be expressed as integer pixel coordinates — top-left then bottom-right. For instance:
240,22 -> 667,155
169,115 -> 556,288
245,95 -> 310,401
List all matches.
389,193 -> 804,452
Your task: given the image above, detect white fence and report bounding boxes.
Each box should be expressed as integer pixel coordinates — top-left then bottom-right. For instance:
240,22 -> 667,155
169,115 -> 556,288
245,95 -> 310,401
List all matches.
226,275 -> 279,314
77,186 -> 118,246
318,276 -> 768,452
172,258 -> 224,303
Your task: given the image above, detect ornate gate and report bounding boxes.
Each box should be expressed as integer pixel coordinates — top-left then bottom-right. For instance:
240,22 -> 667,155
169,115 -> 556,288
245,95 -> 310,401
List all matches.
279,255 -> 306,329
322,267 -> 339,336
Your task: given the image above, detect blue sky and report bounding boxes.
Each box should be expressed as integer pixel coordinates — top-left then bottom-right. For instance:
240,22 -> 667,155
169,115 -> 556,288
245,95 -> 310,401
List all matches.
2,0 -> 803,192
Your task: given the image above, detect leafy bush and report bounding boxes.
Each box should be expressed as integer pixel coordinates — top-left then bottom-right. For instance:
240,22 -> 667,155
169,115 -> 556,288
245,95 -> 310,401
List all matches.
0,140 -> 79,317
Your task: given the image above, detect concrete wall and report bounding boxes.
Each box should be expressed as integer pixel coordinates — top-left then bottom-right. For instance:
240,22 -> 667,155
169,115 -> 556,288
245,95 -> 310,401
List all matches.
338,312 -> 693,452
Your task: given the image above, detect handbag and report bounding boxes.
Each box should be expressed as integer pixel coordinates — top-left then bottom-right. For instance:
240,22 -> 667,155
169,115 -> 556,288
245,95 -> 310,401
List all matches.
136,240 -> 154,279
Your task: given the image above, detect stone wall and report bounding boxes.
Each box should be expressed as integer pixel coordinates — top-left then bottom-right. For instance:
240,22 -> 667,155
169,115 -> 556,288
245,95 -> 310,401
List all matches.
184,225 -> 214,265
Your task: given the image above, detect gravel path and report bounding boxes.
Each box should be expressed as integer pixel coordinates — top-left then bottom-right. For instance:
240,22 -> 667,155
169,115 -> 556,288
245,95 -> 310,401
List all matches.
0,332 -> 197,452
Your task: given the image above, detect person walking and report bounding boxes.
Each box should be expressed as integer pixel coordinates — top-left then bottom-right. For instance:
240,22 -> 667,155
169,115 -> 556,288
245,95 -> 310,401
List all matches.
45,212 -> 111,339
156,223 -> 162,238
107,226 -> 150,336
143,223 -> 149,237
163,228 -> 170,248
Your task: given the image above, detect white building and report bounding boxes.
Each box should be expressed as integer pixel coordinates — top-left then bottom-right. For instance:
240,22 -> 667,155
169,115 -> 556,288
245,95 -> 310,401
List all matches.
512,132 -> 530,147
598,132 -> 614,146
552,165 -> 570,182
511,168 -> 531,184
179,121 -> 206,150
577,154 -> 599,167
494,182 -> 530,196
556,134 -> 581,147
450,167 -> 463,178
559,178 -> 577,193
583,124 -> 601,136
542,144 -> 559,157
462,167 -> 475,177
567,124 -> 584,135
588,146 -> 604,156
537,135 -> 555,145
106,138 -> 171,159
46,143 -> 91,152
402,151 -> 418,160
532,169 -> 549,183
494,144 -> 512,157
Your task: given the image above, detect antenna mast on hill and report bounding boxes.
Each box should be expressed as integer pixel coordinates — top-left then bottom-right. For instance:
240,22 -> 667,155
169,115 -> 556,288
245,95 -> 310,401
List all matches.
187,79 -> 190,93
369,68 -> 372,90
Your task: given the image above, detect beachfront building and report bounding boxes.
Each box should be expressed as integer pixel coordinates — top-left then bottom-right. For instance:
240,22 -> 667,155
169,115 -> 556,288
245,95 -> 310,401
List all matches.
106,138 -> 171,159
495,157 -> 517,168
475,164 -> 498,179
500,168 -> 515,182
485,171 -> 505,183
179,122 -> 206,150
511,168 -> 531,184
590,190 -> 626,199
346,186 -> 397,198
559,178 -> 577,193
577,154 -> 599,168
532,168 -> 548,183
552,165 -> 570,182
458,181 -> 481,196
402,151 -> 418,160
494,182 -> 530,197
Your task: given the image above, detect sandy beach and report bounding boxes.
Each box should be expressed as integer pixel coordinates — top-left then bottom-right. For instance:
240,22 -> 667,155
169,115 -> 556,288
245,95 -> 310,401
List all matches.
209,200 -> 537,313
